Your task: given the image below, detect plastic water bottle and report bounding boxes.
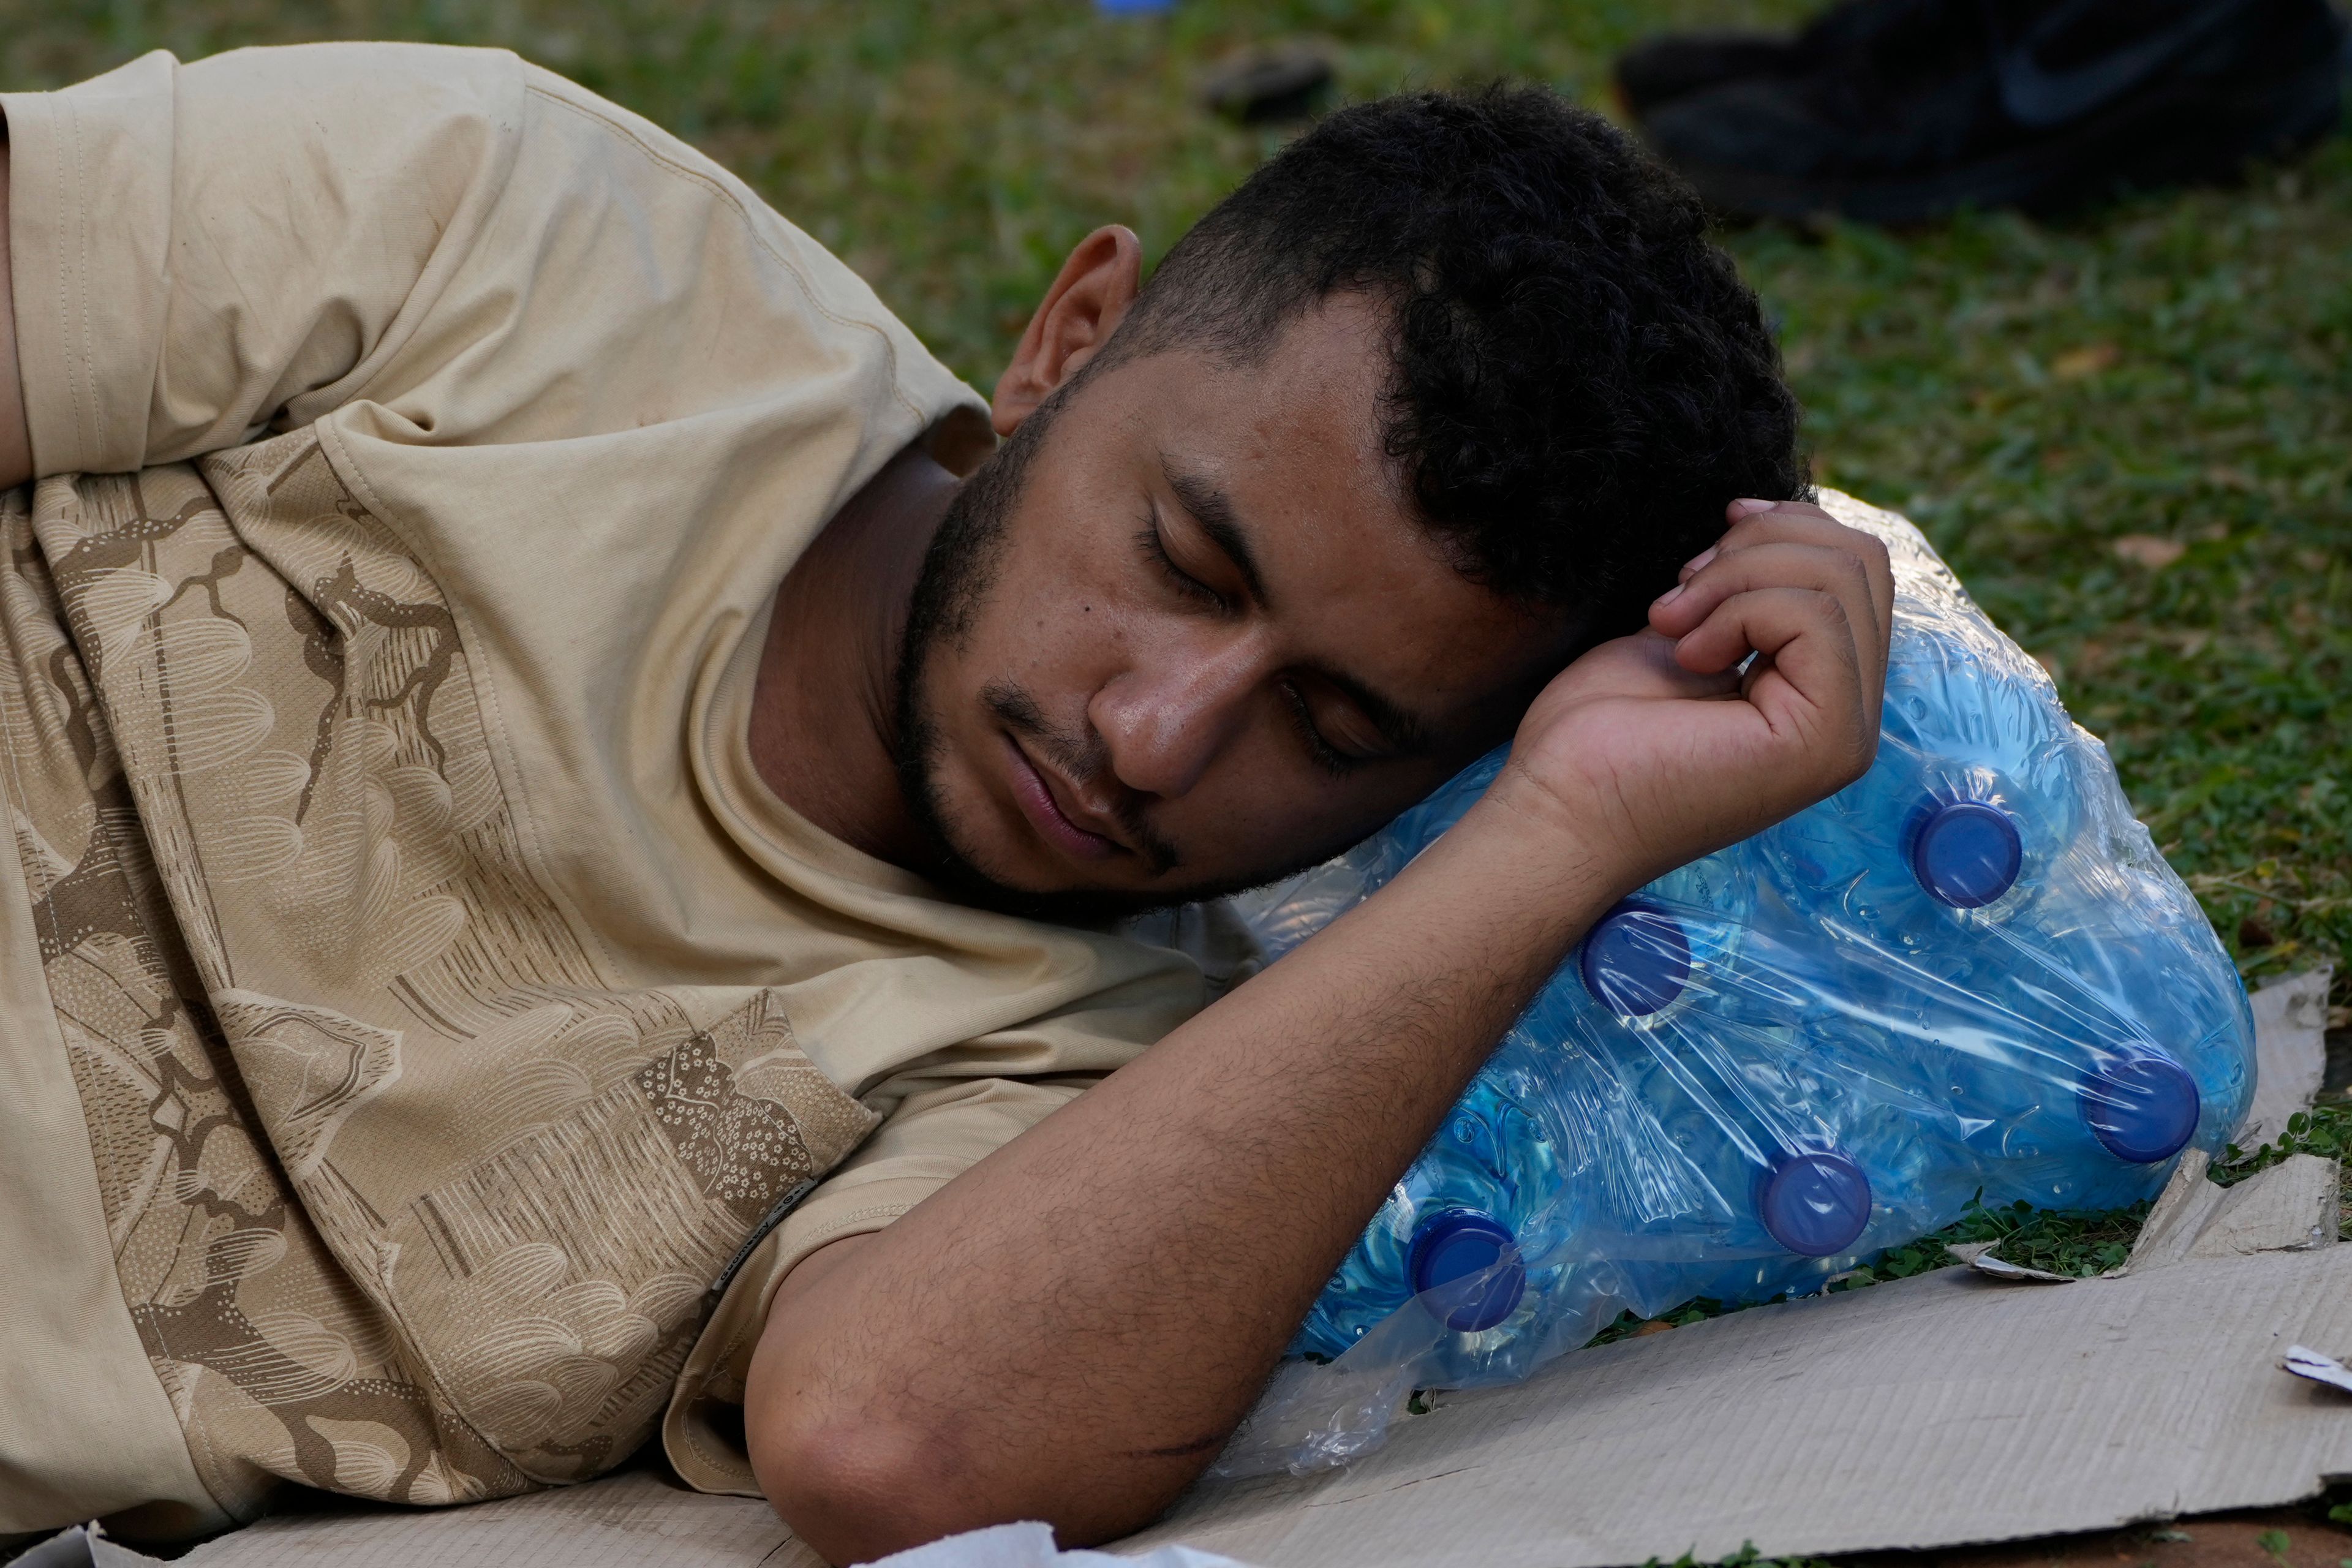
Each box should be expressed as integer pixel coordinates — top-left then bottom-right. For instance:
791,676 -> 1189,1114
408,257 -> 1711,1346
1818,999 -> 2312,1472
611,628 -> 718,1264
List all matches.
1286,834 -> 1775,1359
1290,1061 -> 1555,1357
1746,599 -> 2218,1204
1756,654 -> 2212,1205
1760,614 -> 2086,949
1242,499 -> 2253,1402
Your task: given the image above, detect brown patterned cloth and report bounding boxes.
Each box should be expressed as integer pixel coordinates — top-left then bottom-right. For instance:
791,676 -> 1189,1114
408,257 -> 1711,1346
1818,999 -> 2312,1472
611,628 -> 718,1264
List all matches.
2,442 -> 876,1513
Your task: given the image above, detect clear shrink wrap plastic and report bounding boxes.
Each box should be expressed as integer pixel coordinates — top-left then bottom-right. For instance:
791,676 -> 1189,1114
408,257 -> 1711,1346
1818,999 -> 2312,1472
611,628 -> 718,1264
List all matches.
1212,493 -> 2255,1479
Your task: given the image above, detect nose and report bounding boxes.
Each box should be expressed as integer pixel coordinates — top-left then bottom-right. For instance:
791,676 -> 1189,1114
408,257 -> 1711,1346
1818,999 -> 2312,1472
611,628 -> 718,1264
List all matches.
1088,632 -> 1265,801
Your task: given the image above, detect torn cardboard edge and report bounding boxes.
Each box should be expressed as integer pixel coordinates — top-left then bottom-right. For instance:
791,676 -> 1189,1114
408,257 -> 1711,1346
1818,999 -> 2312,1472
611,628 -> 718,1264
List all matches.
2241,965 -> 2335,1150
20,973 -> 2350,1568
1947,1144 -> 2343,1286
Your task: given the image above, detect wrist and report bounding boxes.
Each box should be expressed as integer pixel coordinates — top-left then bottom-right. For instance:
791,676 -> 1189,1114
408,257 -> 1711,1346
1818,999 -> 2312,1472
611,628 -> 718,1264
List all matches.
1384,779 -> 1635,959
1455,760 -> 1648,905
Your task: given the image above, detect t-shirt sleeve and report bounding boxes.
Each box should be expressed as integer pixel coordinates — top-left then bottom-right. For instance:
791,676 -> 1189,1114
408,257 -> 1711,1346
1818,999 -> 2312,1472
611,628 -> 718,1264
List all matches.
3,42 -> 970,479
662,1072 -> 1098,1496
657,902 -> 1260,1496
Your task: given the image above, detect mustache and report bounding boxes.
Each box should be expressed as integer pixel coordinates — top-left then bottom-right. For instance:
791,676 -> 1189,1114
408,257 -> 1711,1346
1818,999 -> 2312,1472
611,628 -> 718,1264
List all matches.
982,680 -> 1182,877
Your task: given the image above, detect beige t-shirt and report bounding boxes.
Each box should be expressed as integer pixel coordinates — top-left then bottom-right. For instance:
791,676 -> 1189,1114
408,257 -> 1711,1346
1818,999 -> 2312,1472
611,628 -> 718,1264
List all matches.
0,42 -> 1235,1532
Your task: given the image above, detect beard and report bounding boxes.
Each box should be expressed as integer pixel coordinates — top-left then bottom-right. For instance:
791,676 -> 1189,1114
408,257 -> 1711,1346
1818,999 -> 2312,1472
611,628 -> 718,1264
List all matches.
889,393 -> 1286,928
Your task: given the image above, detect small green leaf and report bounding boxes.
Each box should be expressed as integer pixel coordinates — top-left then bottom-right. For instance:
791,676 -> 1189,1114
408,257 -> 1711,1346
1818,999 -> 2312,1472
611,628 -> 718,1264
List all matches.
2255,1527 -> 2291,1559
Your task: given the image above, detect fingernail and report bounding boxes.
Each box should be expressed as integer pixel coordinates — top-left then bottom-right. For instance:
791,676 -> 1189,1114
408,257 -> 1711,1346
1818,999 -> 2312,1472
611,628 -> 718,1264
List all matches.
1680,547 -> 1716,578
1654,582 -> 1685,607
1730,497 -> 1774,516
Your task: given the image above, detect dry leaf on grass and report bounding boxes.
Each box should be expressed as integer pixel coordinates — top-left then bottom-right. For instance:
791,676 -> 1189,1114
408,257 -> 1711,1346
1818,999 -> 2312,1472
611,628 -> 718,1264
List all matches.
2052,342 -> 2121,379
2111,534 -> 2188,569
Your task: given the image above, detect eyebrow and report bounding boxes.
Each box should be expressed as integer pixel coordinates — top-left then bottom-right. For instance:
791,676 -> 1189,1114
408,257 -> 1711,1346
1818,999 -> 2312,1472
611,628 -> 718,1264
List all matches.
1160,455 -> 1438,761
1319,669 -> 1436,759
1164,462 -> 1269,606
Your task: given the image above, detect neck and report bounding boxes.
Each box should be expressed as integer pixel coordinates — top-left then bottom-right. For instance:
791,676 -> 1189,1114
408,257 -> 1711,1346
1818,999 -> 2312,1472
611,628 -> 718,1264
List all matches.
748,440 -> 960,867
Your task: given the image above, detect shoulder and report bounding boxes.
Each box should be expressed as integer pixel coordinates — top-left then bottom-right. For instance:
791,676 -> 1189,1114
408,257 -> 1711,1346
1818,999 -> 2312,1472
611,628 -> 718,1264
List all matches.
168,42 -> 533,143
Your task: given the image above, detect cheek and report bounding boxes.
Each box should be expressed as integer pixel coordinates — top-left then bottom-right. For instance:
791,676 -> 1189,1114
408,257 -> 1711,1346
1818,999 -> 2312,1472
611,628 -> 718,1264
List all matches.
925,551 -> 1127,765
970,530 -> 1148,690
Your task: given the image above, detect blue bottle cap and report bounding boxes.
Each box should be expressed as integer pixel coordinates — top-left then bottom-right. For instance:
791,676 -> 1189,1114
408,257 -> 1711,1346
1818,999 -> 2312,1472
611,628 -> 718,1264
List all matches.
1758,1150 -> 1872,1257
1909,799 -> 2023,909
2079,1053 -> 2201,1164
1094,0 -> 1172,12
1578,903 -> 1693,1017
1407,1210 -> 1527,1333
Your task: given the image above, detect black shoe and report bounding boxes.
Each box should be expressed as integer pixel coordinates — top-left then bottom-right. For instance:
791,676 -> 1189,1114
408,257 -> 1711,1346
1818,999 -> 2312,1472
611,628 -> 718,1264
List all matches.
1614,31 -> 1802,118
1634,0 -> 2348,224
1611,0 -> 1962,116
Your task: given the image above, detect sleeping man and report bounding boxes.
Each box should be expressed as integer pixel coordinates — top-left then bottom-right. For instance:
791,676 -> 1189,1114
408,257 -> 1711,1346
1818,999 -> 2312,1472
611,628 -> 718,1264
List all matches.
0,42 -> 1890,1564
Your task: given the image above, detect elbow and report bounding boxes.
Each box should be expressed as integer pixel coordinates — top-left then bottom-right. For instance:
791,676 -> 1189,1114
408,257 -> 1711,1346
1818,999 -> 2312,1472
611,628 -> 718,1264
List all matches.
750,1401 -> 993,1566
748,1398 -> 1182,1566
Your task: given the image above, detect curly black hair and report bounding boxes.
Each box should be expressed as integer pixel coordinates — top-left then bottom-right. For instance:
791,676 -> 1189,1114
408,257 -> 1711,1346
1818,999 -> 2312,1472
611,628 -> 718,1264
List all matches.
1106,84 -> 1807,643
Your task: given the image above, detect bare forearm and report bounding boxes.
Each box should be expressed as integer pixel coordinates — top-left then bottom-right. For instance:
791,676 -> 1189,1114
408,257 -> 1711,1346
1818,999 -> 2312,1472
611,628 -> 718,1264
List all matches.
746,790 -> 1625,1561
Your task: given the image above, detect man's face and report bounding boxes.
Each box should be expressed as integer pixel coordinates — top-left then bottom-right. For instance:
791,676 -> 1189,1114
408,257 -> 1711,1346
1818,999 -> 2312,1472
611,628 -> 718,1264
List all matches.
898,295 -> 1579,921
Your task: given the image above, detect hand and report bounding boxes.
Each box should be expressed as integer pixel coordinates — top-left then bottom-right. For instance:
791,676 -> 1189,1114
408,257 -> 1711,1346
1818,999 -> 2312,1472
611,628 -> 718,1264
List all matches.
1481,498 -> 1894,895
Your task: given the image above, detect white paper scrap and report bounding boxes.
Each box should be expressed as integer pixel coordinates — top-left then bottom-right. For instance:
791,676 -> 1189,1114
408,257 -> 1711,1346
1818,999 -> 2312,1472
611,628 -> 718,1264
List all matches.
1964,1253 -> 2075,1284
864,1520 -> 1261,1568
2281,1344 -> 2352,1395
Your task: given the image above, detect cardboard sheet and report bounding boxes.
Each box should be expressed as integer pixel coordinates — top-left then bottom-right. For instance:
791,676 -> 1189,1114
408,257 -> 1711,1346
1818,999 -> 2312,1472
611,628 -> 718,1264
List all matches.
170,1471 -> 806,1568
2241,965 -> 2333,1148
1119,1246 -> 2352,1566
2127,1152 -> 2341,1271
94,1248 -> 2350,1568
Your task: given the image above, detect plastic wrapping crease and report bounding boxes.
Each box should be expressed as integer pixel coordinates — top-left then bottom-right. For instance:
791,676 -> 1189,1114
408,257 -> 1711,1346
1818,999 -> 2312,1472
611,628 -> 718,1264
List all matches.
1211,491 -> 2258,1479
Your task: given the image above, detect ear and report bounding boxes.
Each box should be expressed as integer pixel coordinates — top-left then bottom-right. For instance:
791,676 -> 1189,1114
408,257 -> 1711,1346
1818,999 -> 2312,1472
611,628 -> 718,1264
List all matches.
990,225 -> 1144,438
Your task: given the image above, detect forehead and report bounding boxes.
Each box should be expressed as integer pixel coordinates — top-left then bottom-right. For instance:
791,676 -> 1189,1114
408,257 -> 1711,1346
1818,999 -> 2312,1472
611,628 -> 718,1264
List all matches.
1104,295 -> 1573,731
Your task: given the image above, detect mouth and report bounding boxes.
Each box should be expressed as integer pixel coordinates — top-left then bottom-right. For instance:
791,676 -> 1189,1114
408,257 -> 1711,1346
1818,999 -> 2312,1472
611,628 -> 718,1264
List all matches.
1002,733 -> 1125,864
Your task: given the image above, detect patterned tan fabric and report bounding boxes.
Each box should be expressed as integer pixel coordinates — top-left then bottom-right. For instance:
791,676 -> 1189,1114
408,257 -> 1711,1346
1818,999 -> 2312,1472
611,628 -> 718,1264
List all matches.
1,437 -> 876,1512
0,43 -> 1220,1535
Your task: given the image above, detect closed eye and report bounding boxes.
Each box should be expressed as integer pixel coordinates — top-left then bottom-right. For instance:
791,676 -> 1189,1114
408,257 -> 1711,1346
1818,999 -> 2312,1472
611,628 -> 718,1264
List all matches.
1281,680 -> 1368,778
1137,514 -> 1234,614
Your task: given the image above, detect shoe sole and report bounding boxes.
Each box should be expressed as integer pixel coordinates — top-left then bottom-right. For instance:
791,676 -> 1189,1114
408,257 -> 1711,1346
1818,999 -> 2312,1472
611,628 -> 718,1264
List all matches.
1668,55 -> 2345,224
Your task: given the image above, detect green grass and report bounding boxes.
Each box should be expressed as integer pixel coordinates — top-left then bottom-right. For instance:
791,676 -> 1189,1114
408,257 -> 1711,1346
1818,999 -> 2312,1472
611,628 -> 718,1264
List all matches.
1738,177 -> 2352,1005
2218,1099 -> 2352,1232
12,0 -> 2335,1018
9,0 -> 2345,1262
1582,1193 -> 2155,1347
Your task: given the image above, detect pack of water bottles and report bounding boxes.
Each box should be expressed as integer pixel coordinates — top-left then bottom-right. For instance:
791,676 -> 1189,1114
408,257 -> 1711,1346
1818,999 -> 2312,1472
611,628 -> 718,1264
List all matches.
1212,493 -> 2256,1478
